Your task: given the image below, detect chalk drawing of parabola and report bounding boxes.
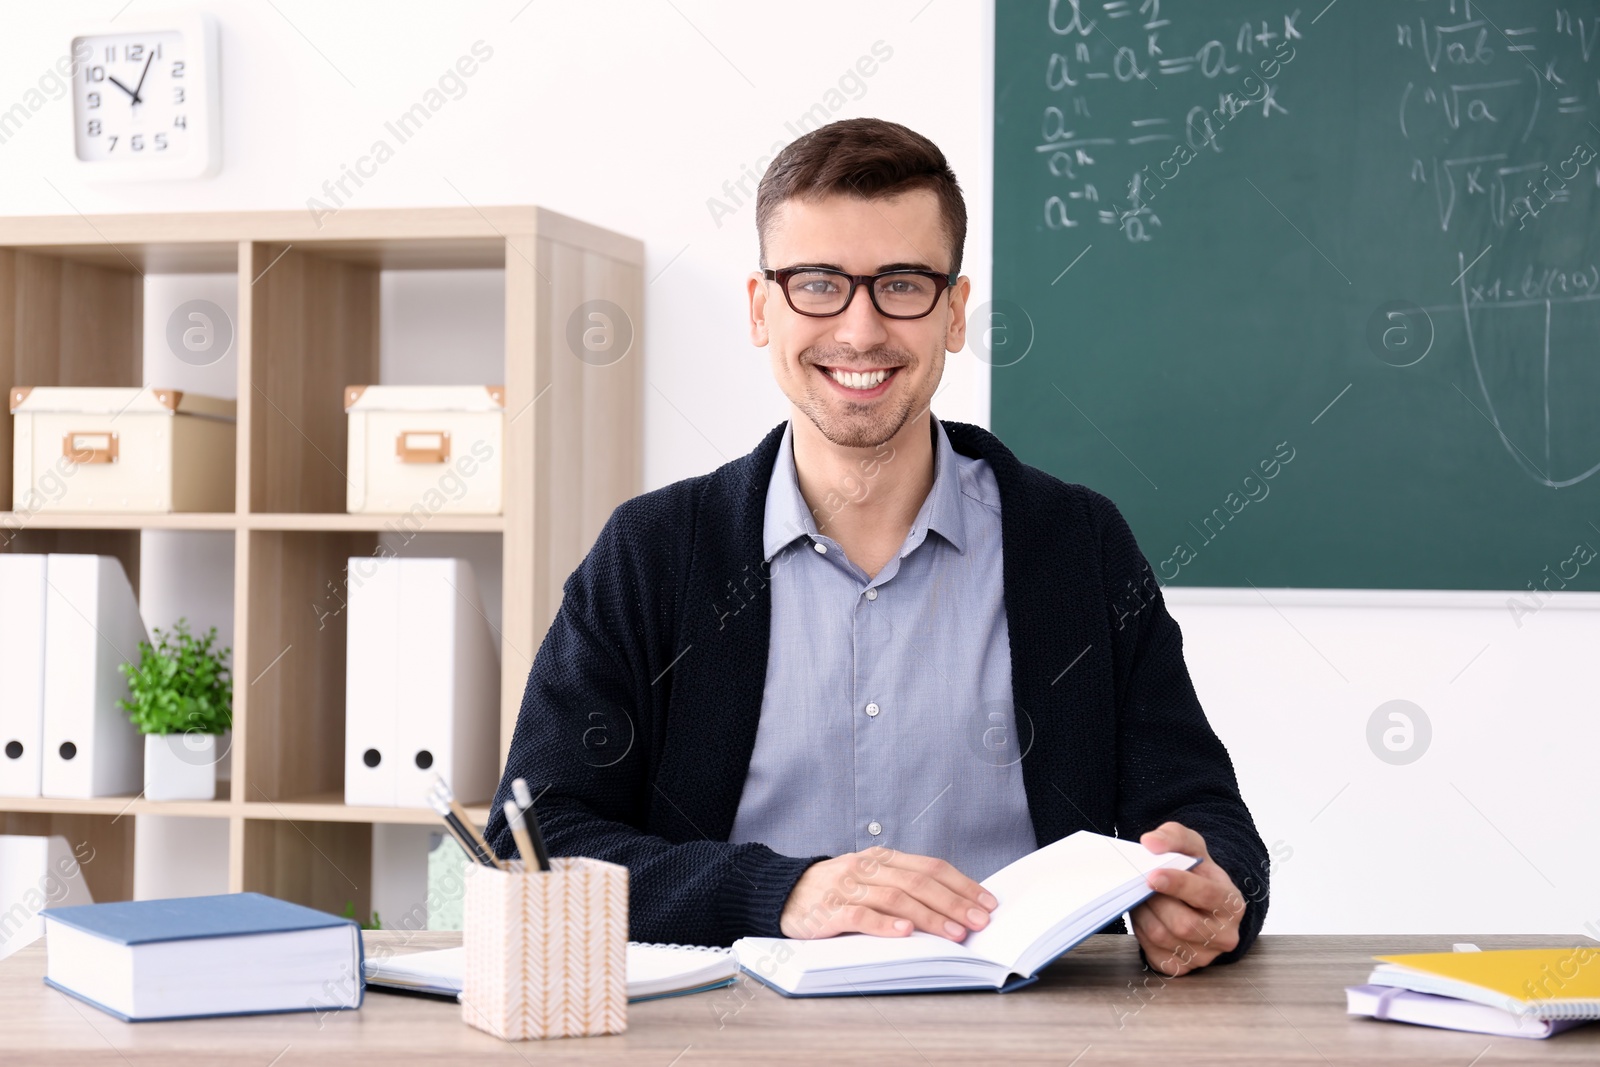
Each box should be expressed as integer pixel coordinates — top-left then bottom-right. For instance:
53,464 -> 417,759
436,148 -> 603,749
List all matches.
1458,260 -> 1600,489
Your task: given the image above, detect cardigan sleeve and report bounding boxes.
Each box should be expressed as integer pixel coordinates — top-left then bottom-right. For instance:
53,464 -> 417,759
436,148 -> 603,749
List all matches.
482,502 -> 825,947
1093,494 -> 1270,967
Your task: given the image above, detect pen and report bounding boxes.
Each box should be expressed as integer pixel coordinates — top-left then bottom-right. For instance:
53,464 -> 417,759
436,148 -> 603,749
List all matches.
510,778 -> 552,872
426,791 -> 498,869
431,775 -> 502,869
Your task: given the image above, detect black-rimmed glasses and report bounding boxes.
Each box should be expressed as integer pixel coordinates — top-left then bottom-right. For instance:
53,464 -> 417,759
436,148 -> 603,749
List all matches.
762,266 -> 957,320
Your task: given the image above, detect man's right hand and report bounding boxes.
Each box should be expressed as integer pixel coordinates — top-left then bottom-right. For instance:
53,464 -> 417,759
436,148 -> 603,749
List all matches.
779,846 -> 998,941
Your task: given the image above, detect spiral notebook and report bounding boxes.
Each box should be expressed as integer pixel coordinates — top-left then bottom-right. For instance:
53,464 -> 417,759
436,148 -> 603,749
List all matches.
1363,948 -> 1600,1021
365,941 -> 738,1003
1346,985 -> 1590,1040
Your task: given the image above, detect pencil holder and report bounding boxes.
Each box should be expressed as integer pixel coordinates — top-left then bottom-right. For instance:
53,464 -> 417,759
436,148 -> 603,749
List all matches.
460,858 -> 629,1040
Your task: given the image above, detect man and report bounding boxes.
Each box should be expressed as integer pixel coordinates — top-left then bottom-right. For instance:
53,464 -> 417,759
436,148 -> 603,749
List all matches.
485,118 -> 1268,977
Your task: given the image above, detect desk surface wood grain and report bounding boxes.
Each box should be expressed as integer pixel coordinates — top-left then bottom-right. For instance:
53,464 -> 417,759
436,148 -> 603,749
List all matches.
2,932 -> 1595,1065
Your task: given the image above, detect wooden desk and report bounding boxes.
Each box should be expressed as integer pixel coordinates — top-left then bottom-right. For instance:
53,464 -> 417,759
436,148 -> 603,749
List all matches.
3,932 -> 1595,1064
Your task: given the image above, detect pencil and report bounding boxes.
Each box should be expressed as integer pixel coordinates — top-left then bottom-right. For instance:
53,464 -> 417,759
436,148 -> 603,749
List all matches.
504,801 -> 537,874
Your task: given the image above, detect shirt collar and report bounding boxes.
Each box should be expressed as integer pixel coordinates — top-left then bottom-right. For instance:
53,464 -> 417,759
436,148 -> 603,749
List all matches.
762,415 -> 968,562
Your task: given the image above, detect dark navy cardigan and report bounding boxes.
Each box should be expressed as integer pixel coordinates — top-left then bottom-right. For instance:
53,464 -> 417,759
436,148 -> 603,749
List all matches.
484,419 -> 1269,964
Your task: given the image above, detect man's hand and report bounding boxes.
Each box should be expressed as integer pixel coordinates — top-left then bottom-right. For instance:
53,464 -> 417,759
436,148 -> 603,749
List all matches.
1129,821 -> 1245,977
780,846 -> 997,941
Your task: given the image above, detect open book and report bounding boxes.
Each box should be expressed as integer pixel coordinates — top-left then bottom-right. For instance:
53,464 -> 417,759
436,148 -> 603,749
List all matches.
732,830 -> 1199,996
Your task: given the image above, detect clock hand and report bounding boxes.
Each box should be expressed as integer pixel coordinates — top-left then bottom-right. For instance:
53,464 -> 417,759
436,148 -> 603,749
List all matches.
129,50 -> 156,105
107,74 -> 140,101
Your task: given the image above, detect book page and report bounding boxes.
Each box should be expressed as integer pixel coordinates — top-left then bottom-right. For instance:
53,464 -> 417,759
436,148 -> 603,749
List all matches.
961,831 -> 1196,972
735,930 -> 986,976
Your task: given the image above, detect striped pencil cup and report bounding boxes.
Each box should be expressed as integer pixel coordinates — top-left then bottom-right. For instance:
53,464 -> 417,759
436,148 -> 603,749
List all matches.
461,857 -> 629,1040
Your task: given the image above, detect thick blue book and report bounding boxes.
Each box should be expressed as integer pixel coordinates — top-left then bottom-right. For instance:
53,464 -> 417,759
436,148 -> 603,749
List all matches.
41,892 -> 364,1022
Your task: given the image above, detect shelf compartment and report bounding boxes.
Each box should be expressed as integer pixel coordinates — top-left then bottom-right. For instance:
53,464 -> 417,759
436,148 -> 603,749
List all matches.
0,248 -> 141,518
241,817 -> 371,920
241,529 -> 375,805
245,242 -> 379,516
0,811 -> 135,904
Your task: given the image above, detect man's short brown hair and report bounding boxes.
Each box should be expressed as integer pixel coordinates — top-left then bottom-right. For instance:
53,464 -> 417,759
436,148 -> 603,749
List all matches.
755,118 -> 967,277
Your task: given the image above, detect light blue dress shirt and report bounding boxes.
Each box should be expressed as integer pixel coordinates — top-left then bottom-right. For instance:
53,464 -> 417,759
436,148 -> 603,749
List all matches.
727,415 -> 1037,881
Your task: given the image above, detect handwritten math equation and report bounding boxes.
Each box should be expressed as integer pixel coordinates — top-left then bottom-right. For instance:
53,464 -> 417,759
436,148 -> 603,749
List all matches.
1035,0 -> 1304,243
1034,1 -> 1599,244
1397,4 -> 1599,233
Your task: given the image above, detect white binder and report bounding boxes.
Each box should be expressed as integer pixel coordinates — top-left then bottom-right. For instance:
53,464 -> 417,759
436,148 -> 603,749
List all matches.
0,555 -> 48,797
345,558 -> 499,808
40,555 -> 148,798
0,834 -> 94,961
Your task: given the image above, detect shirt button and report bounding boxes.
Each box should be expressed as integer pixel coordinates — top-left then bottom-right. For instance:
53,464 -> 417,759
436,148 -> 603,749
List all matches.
865,702 -> 880,717
813,541 -> 827,554
865,588 -> 878,601
867,820 -> 882,836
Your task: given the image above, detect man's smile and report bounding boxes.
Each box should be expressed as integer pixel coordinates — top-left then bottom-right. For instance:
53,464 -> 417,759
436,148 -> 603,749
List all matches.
816,364 -> 901,397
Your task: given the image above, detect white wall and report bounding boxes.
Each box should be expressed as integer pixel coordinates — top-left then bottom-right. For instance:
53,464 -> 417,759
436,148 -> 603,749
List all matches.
4,2 -> 1594,938
1170,589 -> 1600,937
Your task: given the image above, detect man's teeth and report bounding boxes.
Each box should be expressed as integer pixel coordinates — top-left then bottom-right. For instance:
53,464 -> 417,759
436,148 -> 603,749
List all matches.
827,367 -> 892,390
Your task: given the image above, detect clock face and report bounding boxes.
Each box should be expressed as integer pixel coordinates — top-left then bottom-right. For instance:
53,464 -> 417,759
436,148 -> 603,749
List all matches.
72,31 -> 192,162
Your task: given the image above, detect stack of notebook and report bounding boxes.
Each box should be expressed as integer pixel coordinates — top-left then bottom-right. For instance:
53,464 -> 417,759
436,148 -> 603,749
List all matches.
1348,946 -> 1600,1039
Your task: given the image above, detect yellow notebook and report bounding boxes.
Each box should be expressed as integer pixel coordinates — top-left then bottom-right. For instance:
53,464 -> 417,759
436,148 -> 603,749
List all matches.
1370,949 -> 1600,1021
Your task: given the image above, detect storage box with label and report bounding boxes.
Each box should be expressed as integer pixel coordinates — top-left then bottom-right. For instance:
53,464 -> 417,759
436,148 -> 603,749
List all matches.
9,387 -> 236,513
344,385 -> 505,516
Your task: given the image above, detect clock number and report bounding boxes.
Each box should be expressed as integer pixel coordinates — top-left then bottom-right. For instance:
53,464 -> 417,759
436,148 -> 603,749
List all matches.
172,61 -> 185,79
155,133 -> 168,150
104,46 -> 114,62
86,120 -> 102,137
86,92 -> 100,110
174,115 -> 187,129
106,135 -> 117,152
86,65 -> 105,83
173,87 -> 185,104
127,44 -> 144,62
131,134 -> 144,152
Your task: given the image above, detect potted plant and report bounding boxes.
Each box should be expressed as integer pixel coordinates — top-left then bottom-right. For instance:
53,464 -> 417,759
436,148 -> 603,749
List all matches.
118,619 -> 233,802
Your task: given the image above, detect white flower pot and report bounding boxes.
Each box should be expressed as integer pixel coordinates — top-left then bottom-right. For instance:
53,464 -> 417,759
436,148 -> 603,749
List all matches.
143,731 -> 228,802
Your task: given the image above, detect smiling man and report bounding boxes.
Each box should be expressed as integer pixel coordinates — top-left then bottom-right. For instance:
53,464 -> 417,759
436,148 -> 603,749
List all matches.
485,118 -> 1269,977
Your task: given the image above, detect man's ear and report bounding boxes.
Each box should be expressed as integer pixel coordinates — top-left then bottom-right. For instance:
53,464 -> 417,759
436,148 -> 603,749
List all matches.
748,271 -> 771,347
944,275 -> 972,352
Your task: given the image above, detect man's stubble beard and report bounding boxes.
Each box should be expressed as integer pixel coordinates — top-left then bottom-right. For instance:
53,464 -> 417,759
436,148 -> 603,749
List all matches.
796,344 -> 944,450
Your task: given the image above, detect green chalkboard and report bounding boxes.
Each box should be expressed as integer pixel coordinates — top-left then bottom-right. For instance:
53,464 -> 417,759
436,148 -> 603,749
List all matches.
993,0 -> 1600,590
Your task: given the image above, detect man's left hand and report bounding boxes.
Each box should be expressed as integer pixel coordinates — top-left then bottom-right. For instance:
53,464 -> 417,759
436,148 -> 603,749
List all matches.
1129,821 -> 1245,977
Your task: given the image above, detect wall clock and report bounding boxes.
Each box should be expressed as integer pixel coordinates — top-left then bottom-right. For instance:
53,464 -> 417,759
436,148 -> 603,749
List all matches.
71,12 -> 220,180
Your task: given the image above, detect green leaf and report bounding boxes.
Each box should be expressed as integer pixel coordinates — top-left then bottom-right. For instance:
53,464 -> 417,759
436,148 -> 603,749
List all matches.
120,617 -> 233,735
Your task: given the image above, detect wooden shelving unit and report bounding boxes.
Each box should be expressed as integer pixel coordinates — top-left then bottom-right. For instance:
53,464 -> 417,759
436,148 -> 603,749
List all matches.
0,207 -> 643,917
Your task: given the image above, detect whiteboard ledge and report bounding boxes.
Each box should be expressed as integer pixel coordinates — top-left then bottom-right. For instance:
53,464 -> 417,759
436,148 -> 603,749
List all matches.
1161,587 -> 1600,611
